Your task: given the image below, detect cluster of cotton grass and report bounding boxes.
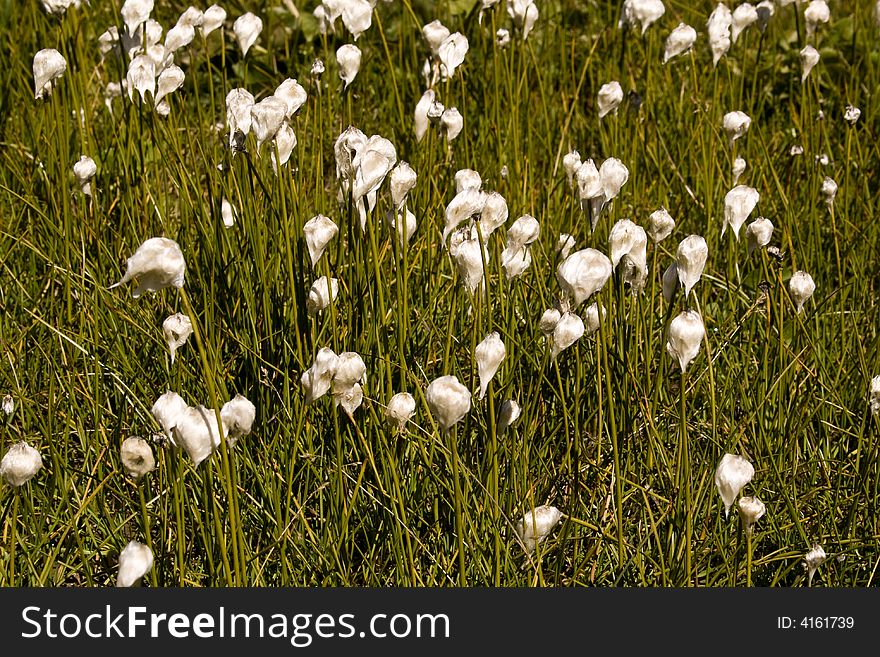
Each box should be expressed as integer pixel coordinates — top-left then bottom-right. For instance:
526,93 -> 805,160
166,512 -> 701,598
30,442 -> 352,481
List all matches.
14,0 -> 873,587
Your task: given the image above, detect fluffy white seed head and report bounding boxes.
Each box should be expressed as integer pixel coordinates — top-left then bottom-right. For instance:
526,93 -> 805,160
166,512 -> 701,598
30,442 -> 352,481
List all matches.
118,237 -> 186,298
666,310 -> 705,373
620,0 -> 666,35
804,544 -> 827,585
233,12 -> 262,56
337,44 -> 362,88
675,235 -> 708,297
440,107 -> 464,142
714,453 -> 755,517
609,219 -> 648,292
1,395 -> 13,416
385,392 -> 416,432
556,233 -> 576,259
120,436 -> 156,481
723,185 -> 760,239
732,157 -> 747,185
800,45 -> 820,82
303,215 -> 338,268
162,313 -> 192,364
437,32 -> 469,80
422,19 -> 450,55
648,207 -> 675,243
121,0 -> 154,36
515,505 -> 562,554
820,176 -> 838,208
221,394 -> 256,444
597,81 -> 624,119
539,308 -> 562,336
707,3 -> 733,66
746,216 -> 774,255
497,400 -> 522,435
390,162 -> 417,210
117,540 -> 153,587
731,3 -> 759,43
584,302 -> 606,335
151,391 -> 188,443
804,1 -> 830,38
426,375 -> 471,430
663,23 -> 697,63
870,375 -> 880,416
173,405 -> 226,466
475,332 -> 506,400
202,5 -> 227,36
723,110 -> 751,145
556,248 -> 613,308
789,271 -> 816,313
551,312 -> 585,359
844,105 -> 861,125
737,495 -> 766,533
301,348 -> 339,403
73,155 -> 97,195
1,442 -> 43,487
306,276 -> 340,316
221,198 -> 236,227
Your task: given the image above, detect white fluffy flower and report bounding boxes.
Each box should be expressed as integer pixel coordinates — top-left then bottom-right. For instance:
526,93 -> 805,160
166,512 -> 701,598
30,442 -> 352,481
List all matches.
233,12 -> 262,56
597,81 -> 623,119
663,23 -> 697,63
666,310 -> 705,373
426,375 -> 471,430
515,505 -> 562,553
162,313 -> 192,364
120,436 -> 156,481
714,453 -> 755,517
33,49 -> 67,100
1,442 -> 43,487
117,540 -> 154,587
117,237 -> 186,298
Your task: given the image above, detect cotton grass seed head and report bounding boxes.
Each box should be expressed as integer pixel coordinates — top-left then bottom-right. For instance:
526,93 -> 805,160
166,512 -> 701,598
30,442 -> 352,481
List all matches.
2,395 -> 13,415
737,496 -> 766,534
426,375 -> 471,431
666,310 -> 705,373
385,392 -> 416,432
221,394 -> 256,444
663,23 -> 697,63
117,540 -> 153,587
226,88 -> 255,147
821,176 -> 838,208
675,235 -> 708,297
306,276 -> 340,316
303,214 -> 338,268
440,107 -> 463,142
33,48 -> 66,100
162,313 -> 192,364
437,32 -> 469,79
800,45 -> 820,82
390,162 -> 417,210
475,332 -> 506,400
732,157 -> 746,185
844,105 -> 861,125
707,3 -> 733,66
233,12 -> 262,56
557,233 -> 576,259
804,544 -> 826,585
221,198 -> 236,228
789,271 -> 816,313
551,312 -> 585,359
121,0 -> 154,36
556,248 -> 613,309
507,0 -> 540,40
73,155 -> 97,195
120,436 -> 155,481
723,185 -> 760,239
731,2 -> 758,43
620,0 -> 666,35
723,111 -> 751,145
648,207 -> 675,243
422,20 -> 450,56
609,219 -> 648,292
1,441 -> 43,487
597,81 -> 623,119
275,79 -> 308,118
118,237 -> 185,298
746,216 -> 774,255
515,505 -> 562,554
497,400 -> 522,435
714,453 -> 755,517
151,391 -> 188,443
804,1 -> 830,38
301,347 -> 340,404
336,44 -> 362,88
172,405 -> 225,466
202,5 -> 226,36
341,0 -> 372,40
539,308 -> 561,336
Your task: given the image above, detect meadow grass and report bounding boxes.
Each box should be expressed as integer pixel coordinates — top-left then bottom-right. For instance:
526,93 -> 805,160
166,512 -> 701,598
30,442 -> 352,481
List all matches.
1,0 -> 879,586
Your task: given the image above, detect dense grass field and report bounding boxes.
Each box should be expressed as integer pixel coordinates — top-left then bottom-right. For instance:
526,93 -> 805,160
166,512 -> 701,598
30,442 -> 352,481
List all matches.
1,0 -> 879,587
